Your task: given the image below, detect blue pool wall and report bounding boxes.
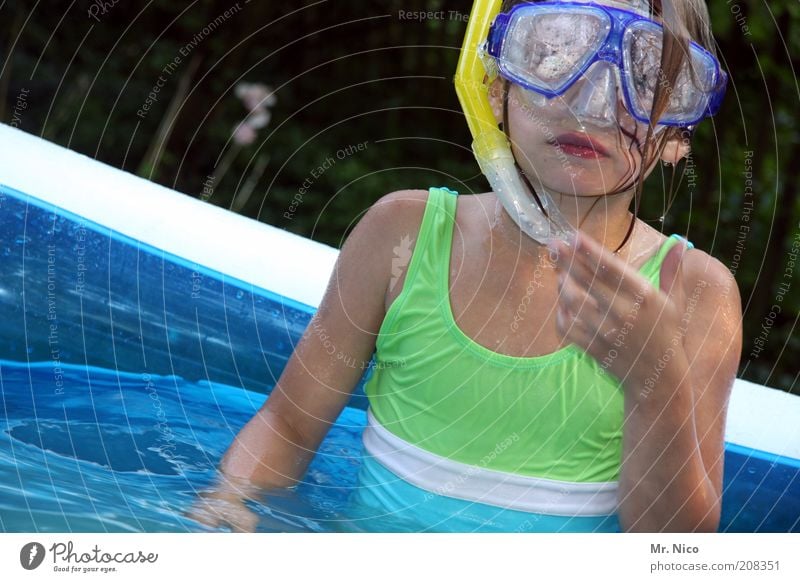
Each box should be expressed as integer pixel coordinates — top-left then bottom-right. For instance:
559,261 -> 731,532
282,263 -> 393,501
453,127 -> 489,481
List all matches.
0,184 -> 371,409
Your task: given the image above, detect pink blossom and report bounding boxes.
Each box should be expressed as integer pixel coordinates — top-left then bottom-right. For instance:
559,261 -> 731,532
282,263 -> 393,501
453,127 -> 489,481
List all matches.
232,123 -> 257,146
246,109 -> 271,130
234,82 -> 276,113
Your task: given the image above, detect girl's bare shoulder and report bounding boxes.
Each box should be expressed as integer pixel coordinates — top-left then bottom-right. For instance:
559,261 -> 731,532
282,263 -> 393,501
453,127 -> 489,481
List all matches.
681,245 -> 741,299
631,219 -> 739,302
359,189 -> 431,242
360,189 -> 432,310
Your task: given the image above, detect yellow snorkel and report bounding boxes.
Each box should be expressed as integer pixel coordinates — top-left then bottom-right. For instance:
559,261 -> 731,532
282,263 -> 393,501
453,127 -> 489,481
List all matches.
454,0 -> 574,243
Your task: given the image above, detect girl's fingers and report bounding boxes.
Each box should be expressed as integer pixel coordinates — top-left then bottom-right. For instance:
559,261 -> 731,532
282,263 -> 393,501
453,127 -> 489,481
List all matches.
553,234 -> 652,311
558,274 -> 613,335
558,254 -> 617,309
566,232 -> 633,289
555,301 -> 612,361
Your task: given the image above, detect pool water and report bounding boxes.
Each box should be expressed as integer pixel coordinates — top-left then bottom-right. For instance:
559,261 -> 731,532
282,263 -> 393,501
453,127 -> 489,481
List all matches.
0,359 -> 409,533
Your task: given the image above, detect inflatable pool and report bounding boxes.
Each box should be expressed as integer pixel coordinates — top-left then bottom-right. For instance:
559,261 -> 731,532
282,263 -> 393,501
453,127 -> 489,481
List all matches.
0,123 -> 798,532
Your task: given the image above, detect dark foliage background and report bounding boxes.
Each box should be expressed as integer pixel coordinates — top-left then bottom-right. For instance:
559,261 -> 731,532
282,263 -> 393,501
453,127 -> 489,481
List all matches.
1,0 -> 797,393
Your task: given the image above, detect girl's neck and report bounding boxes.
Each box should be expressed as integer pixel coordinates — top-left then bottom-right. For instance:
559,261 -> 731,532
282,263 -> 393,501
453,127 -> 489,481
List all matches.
494,189 -> 636,256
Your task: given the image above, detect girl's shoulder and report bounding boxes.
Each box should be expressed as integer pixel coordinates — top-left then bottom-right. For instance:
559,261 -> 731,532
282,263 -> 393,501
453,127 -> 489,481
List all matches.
681,244 -> 740,300
365,189 -> 432,241
631,218 -> 739,304
366,189 -> 434,313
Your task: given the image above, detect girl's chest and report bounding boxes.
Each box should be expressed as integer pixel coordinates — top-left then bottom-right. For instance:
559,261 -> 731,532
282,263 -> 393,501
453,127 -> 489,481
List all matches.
447,240 -> 568,358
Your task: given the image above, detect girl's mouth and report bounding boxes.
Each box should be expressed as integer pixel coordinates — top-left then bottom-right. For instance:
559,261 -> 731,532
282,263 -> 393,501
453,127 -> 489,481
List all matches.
549,133 -> 610,159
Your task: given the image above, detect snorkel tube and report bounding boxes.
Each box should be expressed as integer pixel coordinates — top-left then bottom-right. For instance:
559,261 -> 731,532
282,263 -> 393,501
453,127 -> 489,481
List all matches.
454,0 -> 574,244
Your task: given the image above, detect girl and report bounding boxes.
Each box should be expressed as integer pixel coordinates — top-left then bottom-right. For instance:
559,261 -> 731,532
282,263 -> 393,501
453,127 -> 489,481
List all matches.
193,0 -> 742,532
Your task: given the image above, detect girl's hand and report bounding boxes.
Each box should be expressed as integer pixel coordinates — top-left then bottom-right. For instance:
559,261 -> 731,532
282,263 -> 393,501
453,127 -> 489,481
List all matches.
186,476 -> 316,533
549,231 -> 689,390
549,231 -> 741,532
186,483 -> 260,533
189,496 -> 259,533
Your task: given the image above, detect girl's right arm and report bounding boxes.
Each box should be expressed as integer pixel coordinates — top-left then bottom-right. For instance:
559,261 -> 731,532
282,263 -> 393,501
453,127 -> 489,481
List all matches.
190,190 -> 427,529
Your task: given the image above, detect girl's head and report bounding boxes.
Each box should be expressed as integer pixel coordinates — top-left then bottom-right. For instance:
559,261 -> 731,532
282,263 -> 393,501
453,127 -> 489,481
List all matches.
485,0 -> 725,250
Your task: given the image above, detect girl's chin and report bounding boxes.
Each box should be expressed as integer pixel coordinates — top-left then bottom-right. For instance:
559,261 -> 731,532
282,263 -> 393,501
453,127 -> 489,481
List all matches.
538,186 -> 621,198
532,171 -> 632,197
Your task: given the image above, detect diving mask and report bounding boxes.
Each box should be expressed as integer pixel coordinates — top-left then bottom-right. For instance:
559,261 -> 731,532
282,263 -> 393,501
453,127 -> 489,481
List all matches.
485,1 -> 727,127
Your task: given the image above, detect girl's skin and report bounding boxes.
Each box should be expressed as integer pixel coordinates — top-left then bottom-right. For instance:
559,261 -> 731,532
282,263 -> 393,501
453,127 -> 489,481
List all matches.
190,0 -> 742,532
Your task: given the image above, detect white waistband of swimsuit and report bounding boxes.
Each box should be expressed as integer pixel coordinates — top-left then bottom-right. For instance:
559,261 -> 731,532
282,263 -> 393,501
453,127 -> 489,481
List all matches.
363,409 -> 619,517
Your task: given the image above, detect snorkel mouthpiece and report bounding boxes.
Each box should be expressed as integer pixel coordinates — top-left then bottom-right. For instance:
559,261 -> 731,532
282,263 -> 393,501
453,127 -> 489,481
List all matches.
454,0 -> 575,244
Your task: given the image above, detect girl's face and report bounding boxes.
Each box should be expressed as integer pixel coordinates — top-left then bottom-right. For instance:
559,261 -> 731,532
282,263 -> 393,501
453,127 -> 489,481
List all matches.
492,0 -> 688,197
503,79 -> 654,197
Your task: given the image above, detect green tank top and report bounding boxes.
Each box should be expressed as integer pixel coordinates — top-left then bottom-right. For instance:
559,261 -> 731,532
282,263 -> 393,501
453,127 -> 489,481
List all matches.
364,186 -> 690,484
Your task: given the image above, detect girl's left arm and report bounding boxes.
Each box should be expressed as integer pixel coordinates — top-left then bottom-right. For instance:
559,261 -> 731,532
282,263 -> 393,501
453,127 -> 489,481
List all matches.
551,233 -> 743,532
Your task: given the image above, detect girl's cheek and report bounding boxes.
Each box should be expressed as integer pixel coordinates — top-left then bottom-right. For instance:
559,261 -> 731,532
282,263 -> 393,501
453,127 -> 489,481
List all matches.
510,87 -> 565,128
512,86 -> 549,112
616,107 -> 639,137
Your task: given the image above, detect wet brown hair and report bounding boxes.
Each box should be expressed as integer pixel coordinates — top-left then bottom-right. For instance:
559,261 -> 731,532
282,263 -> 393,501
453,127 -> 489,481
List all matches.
497,0 -> 717,252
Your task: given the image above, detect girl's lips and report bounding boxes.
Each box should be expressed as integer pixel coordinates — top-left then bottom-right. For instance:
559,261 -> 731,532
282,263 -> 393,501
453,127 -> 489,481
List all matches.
549,132 -> 610,159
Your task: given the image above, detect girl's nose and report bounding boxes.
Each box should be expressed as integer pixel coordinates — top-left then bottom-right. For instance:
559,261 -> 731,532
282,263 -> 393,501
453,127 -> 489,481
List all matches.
565,61 -> 622,127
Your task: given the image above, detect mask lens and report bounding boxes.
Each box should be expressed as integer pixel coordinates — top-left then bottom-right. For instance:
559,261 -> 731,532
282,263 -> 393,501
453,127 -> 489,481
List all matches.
502,8 -> 610,94
624,22 -> 717,124
625,24 -> 661,116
